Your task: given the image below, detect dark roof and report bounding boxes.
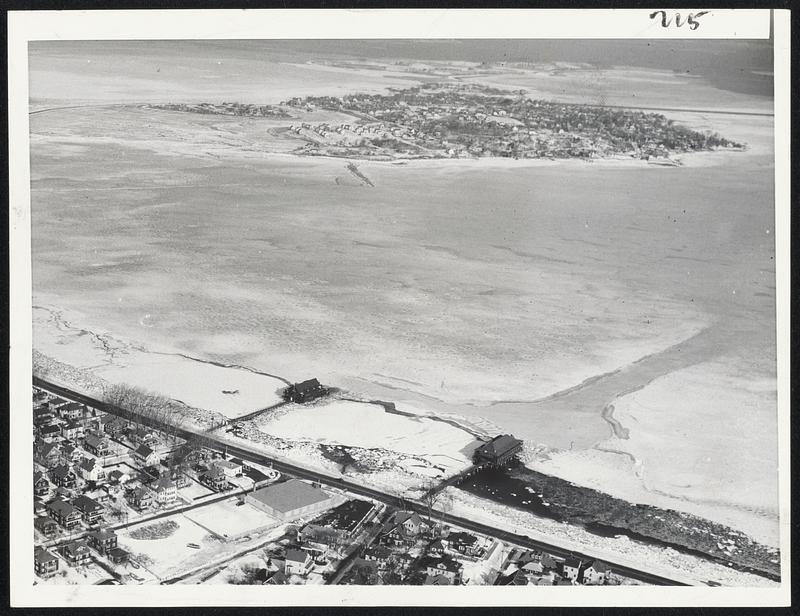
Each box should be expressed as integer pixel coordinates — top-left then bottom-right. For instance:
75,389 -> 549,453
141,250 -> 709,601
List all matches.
584,559 -> 612,573
135,444 -> 155,458
311,499 -> 374,533
420,556 -> 462,574
423,573 -> 452,585
50,464 -> 73,478
79,457 -> 100,472
563,557 -> 582,569
73,495 -> 103,512
48,499 -> 78,517
364,545 -> 392,559
475,434 -> 522,458
447,531 -> 478,546
293,378 -> 322,394
61,402 -> 84,412
34,516 -> 57,529
84,433 -> 107,448
40,424 -> 61,435
285,548 -> 311,564
248,479 -> 331,514
34,546 -> 57,564
89,528 -> 117,540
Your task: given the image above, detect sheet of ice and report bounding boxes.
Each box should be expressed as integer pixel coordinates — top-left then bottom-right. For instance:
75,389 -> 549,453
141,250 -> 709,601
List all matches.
94,354 -> 286,418
254,399 -> 476,473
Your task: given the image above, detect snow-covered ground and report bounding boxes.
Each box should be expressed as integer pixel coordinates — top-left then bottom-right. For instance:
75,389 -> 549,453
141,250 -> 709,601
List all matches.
33,304 -> 286,419
182,497 -> 282,540
526,357 -> 780,548
118,512 -> 287,582
254,398 -> 477,475
443,488 -> 777,588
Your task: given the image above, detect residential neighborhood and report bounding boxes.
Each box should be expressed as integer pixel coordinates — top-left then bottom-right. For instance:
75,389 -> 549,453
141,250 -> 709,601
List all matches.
31,384 -> 633,587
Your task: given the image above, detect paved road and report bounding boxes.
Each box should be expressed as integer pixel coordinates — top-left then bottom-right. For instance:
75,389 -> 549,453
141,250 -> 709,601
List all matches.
34,377 -> 693,586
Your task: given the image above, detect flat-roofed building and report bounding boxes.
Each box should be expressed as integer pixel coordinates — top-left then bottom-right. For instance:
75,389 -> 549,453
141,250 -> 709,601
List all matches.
246,479 -> 339,521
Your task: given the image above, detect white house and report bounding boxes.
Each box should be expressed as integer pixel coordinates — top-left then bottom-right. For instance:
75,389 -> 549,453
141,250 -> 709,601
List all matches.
134,444 -> 160,468
214,458 -> 243,479
562,558 -> 582,582
77,456 -> 106,483
581,560 -> 611,585
285,549 -> 313,577
153,474 -> 178,505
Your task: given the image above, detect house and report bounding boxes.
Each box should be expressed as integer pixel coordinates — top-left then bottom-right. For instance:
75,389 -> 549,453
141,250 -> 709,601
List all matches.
34,516 -> 59,538
36,442 -> 62,468
77,457 -> 106,483
34,547 -> 59,578
58,401 -> 85,420
128,485 -> 154,511
61,419 -> 83,440
34,471 -> 50,497
423,573 -> 452,586
420,556 -> 462,583
261,569 -> 288,585
61,539 -> 92,566
581,560 -> 611,585
107,547 -> 130,564
153,474 -> 178,504
72,495 -> 105,525
87,529 -> 118,554
108,469 -> 130,485
84,433 -> 111,457
283,378 -> 326,403
50,464 -> 78,489
495,568 -> 531,586
246,479 -> 337,521
133,444 -> 160,468
214,458 -> 243,478
200,464 -> 229,491
447,531 -> 481,556
33,406 -> 55,427
363,545 -> 392,566
84,487 -> 111,505
103,417 -> 128,437
39,423 -> 62,443
562,557 -> 582,581
428,539 -> 447,556
472,434 -> 523,466
284,548 -> 314,577
298,524 -> 346,552
380,510 -> 424,546
130,427 -> 158,447
60,443 -> 83,464
47,499 -> 82,529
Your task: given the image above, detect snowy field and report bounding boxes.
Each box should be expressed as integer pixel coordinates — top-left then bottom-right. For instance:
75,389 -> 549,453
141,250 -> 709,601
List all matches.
182,497 -> 282,540
33,305 -> 286,419
254,399 -> 478,475
118,512 -> 286,581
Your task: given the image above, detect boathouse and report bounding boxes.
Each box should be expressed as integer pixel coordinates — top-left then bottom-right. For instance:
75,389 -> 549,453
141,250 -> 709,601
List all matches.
472,434 -> 523,467
284,378 -> 326,403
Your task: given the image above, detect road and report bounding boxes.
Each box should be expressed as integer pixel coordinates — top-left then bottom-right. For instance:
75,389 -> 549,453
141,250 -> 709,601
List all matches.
34,376 -> 692,586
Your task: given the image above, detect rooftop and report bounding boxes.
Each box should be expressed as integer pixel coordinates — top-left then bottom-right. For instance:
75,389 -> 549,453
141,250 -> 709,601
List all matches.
311,499 -> 374,533
248,479 -> 331,514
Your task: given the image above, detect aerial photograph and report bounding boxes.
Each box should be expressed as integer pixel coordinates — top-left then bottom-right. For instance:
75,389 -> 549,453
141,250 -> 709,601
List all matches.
27,37 -> 779,589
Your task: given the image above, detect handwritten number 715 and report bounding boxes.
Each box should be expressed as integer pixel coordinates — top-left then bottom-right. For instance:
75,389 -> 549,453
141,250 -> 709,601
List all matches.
650,10 -> 709,30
